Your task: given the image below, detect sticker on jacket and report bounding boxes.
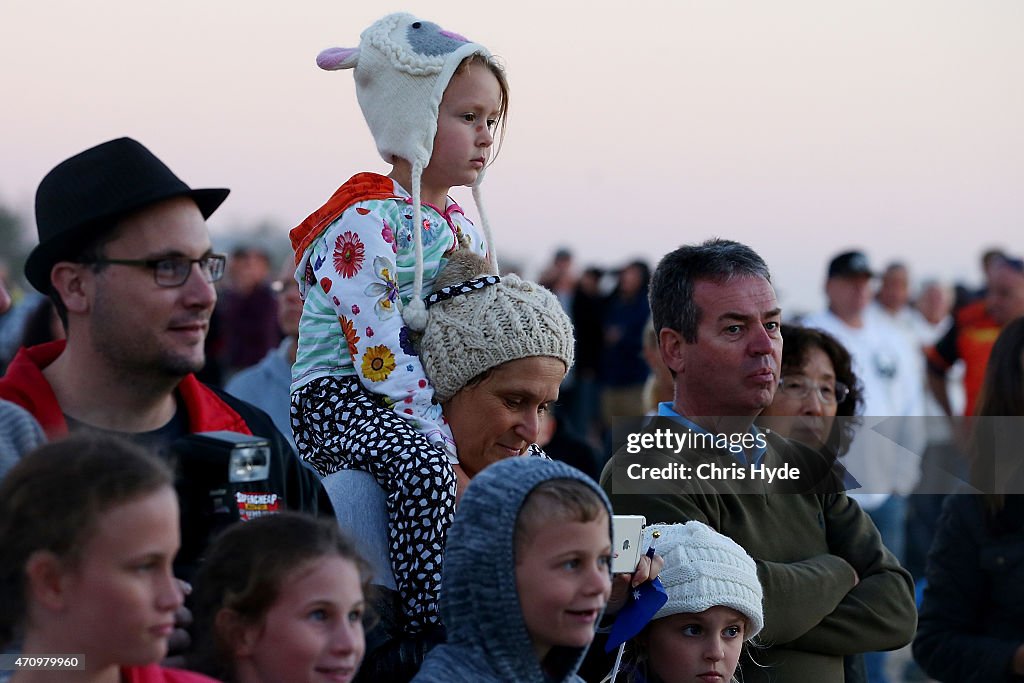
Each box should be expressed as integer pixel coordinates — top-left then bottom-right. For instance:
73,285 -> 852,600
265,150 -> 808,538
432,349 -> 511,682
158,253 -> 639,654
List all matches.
236,492 -> 281,520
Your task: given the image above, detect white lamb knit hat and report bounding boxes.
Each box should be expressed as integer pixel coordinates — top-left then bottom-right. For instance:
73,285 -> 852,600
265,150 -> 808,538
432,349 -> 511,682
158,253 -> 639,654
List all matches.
316,13 -> 500,330
645,521 -> 764,638
420,251 -> 575,402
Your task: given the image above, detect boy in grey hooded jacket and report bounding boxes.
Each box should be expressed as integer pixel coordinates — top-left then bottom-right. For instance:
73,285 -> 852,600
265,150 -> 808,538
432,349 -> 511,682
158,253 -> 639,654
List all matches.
413,457 -> 612,683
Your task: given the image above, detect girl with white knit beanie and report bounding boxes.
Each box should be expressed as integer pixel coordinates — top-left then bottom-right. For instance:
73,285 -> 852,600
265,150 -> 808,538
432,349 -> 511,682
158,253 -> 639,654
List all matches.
606,521 -> 764,683
288,13 -> 507,638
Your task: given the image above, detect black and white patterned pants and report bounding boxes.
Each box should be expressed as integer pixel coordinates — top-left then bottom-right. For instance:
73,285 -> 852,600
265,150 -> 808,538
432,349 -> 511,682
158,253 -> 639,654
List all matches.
291,375 -> 454,633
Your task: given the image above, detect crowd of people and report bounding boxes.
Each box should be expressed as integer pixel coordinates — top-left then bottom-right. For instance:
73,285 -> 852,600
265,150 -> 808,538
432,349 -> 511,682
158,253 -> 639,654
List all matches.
0,10 -> 1022,683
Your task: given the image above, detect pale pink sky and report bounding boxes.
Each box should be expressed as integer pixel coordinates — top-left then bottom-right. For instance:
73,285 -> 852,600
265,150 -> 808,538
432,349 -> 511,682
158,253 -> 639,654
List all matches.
1,0 -> 1021,313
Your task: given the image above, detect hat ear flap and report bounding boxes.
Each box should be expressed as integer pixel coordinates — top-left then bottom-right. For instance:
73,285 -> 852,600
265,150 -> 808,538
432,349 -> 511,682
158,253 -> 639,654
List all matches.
316,47 -> 360,70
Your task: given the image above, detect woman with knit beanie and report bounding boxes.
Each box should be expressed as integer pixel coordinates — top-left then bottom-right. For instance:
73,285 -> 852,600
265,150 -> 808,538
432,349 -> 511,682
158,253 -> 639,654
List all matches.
339,249 -> 578,682
418,250 -> 576,484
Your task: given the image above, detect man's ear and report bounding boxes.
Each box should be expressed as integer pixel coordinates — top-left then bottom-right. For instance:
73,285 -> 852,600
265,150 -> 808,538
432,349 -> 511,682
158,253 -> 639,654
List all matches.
49,262 -> 91,315
24,550 -> 70,612
658,327 -> 686,376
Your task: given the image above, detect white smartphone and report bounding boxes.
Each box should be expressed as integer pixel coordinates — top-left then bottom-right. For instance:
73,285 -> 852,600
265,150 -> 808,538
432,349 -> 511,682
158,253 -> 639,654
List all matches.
611,514 -> 647,574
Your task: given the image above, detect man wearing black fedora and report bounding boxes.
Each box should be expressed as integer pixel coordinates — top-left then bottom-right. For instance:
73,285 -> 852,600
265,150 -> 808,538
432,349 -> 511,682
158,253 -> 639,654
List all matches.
0,137 -> 328,570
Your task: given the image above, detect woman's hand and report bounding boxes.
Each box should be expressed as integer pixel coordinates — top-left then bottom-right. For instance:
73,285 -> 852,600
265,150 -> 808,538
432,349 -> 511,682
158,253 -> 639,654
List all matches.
604,551 -> 665,617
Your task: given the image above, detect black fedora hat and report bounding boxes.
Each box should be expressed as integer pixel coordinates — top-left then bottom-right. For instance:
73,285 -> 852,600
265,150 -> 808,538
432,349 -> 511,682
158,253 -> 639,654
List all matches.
26,137 -> 230,293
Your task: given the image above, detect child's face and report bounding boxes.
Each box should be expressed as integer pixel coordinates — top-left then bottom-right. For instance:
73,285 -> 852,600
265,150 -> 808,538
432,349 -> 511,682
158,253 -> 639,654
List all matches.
58,487 -> 183,667
423,61 -> 502,192
515,511 -> 611,661
645,606 -> 747,683
236,555 -> 365,683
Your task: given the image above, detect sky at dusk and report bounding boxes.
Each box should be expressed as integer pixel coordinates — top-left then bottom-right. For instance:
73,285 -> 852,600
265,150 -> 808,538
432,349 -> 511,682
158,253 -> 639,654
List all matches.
1,0 -> 1021,313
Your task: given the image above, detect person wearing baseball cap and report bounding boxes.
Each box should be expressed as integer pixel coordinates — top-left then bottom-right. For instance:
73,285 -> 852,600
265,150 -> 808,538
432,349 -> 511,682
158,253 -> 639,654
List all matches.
803,249 -> 919,419
803,248 -> 927,683
827,249 -> 875,280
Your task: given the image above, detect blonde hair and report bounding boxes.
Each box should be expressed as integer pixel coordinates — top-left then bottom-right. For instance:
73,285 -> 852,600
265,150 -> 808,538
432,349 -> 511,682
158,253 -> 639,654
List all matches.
514,478 -> 607,558
455,53 -> 510,162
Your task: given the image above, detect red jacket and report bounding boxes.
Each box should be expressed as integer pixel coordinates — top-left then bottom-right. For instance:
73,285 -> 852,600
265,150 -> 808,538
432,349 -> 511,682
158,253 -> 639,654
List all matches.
0,340 -> 252,439
122,665 -> 219,683
0,339 -> 329,577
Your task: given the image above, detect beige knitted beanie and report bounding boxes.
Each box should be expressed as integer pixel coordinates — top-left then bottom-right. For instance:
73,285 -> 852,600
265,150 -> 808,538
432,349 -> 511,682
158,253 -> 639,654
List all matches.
316,13 -> 499,331
420,251 -> 575,402
644,521 -> 764,638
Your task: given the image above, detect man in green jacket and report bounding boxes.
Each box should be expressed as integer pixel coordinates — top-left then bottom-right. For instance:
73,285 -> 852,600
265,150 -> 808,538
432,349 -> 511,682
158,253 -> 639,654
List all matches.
600,238 -> 916,683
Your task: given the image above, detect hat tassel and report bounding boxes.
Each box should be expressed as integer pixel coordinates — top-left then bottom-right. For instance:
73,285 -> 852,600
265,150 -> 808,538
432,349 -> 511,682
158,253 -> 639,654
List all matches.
402,162 -> 429,332
471,175 -> 498,273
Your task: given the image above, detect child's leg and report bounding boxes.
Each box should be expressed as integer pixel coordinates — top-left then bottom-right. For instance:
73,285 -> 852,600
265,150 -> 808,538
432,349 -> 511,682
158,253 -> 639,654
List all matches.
291,376 -> 455,632
291,377 -> 350,477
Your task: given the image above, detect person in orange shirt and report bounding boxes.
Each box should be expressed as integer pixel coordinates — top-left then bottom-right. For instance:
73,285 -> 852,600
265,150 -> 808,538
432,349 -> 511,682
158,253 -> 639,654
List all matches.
927,257 -> 1024,417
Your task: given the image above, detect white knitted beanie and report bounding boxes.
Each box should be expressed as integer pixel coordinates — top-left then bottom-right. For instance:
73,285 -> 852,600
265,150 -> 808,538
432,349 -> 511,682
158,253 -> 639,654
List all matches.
317,13 -> 500,331
420,251 -> 575,402
644,522 -> 764,638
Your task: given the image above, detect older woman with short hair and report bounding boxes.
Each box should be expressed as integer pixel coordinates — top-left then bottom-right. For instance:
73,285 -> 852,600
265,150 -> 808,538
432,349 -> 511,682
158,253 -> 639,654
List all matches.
758,324 -> 863,456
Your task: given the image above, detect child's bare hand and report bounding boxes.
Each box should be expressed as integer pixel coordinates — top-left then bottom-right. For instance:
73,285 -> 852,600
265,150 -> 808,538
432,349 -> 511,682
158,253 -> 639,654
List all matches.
604,552 -> 665,616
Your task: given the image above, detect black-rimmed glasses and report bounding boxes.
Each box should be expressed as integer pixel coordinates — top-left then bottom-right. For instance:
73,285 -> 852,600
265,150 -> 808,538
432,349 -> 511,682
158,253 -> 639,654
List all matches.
83,254 -> 227,287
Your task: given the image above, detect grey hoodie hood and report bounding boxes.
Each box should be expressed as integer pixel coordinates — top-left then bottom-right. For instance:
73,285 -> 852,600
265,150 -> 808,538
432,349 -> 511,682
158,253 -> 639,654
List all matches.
412,457 -> 612,683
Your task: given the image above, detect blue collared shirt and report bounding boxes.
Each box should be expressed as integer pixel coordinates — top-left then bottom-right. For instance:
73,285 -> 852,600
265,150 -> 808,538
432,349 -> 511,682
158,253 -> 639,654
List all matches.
655,402 -> 767,465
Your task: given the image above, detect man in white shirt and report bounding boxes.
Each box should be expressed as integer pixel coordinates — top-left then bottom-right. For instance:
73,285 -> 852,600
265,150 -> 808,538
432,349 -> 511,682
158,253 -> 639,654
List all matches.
802,250 -> 923,683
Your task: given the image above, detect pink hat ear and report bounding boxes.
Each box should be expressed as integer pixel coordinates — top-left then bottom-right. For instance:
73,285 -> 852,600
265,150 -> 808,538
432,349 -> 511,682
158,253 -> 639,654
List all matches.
316,47 -> 359,70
